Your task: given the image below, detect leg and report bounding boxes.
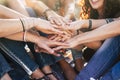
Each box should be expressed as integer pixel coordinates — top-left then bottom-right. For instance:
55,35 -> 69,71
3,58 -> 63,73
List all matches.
0,38 -> 46,79
1,73 -> 12,80
33,51 -> 62,80
101,61 -> 120,80
0,53 -> 12,80
75,36 -> 120,80
58,59 -> 77,80
72,49 -> 85,72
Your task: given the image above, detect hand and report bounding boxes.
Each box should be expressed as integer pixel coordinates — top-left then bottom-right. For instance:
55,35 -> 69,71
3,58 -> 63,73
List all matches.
46,10 -> 71,27
62,20 -> 87,31
35,18 -> 63,34
48,30 -> 73,42
53,36 -> 80,51
34,36 -> 67,56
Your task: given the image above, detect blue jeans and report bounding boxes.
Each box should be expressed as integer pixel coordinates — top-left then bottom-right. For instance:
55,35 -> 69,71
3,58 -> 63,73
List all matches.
75,36 -> 120,80
31,32 -> 64,68
0,38 -> 39,76
0,52 -> 29,80
0,38 -> 64,79
0,53 -> 11,78
101,61 -> 120,80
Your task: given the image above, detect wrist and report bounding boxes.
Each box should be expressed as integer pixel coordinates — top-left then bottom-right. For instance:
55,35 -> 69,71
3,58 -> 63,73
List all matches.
25,32 -> 39,43
65,13 -> 75,20
34,18 -> 43,28
46,10 -> 55,18
82,20 -> 89,29
21,18 -> 37,30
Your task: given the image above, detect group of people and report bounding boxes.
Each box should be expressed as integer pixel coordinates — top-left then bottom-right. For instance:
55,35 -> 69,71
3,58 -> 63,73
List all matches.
0,0 -> 120,80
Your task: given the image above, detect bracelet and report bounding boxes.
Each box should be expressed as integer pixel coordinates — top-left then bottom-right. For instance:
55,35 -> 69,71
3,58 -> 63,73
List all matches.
20,18 -> 25,32
23,31 -> 27,42
20,19 -> 31,53
20,18 -> 27,42
88,19 -> 92,30
105,18 -> 114,23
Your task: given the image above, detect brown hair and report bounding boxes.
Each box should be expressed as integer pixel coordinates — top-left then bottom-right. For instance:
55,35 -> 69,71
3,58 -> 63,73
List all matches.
80,0 -> 120,19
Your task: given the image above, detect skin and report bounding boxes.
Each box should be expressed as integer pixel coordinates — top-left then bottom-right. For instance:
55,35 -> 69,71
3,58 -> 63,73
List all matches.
0,2 -> 65,80
25,0 -> 73,26
25,0 -> 77,80
3,1 -> 67,80
1,73 -> 12,80
89,0 -> 104,15
52,0 -> 106,50
54,20 -> 120,51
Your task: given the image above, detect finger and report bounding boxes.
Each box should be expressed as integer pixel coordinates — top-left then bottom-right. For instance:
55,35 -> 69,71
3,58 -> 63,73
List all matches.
51,28 -> 63,34
54,18 -> 62,26
53,41 -> 68,46
40,49 -> 50,53
53,46 -> 65,51
48,17 -> 55,24
43,45 -> 60,56
52,36 -> 61,41
49,35 -> 58,40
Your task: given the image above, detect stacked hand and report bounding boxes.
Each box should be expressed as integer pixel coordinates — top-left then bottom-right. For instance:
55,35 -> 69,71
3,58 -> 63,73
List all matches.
33,15 -> 87,56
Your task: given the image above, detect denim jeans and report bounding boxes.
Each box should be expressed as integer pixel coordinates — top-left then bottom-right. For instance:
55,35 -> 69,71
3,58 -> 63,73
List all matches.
101,61 -> 120,80
0,38 -> 64,78
8,65 -> 30,80
0,38 -> 39,76
75,36 -> 120,80
0,52 -> 29,80
0,53 -> 11,78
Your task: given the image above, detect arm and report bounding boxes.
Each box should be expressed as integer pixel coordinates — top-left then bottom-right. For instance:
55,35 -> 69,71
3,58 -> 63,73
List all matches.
0,5 -> 61,38
65,18 -> 120,31
25,0 -> 49,16
0,5 -> 26,18
6,0 -> 29,16
64,0 -> 75,20
6,31 -> 64,56
0,18 -> 35,37
25,0 -> 70,25
77,20 -> 120,44
54,20 -> 120,50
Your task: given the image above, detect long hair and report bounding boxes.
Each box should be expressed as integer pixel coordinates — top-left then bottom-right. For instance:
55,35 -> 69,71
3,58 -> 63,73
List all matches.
80,0 -> 120,19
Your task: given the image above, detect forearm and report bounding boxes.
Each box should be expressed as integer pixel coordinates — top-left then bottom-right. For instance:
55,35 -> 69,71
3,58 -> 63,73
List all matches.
0,18 -> 36,37
64,0 -> 75,20
5,31 -> 38,43
6,0 -> 29,16
81,18 -> 120,29
0,5 -> 27,18
25,0 -> 49,16
84,41 -> 102,49
76,20 -> 120,45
